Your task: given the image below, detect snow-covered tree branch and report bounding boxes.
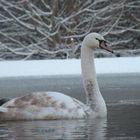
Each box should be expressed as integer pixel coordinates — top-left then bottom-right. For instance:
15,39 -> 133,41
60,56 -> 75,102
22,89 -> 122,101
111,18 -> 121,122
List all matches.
0,0 -> 140,60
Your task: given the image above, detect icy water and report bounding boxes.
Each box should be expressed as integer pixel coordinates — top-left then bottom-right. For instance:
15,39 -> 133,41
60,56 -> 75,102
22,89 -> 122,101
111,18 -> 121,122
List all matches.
0,102 -> 140,140
0,74 -> 140,139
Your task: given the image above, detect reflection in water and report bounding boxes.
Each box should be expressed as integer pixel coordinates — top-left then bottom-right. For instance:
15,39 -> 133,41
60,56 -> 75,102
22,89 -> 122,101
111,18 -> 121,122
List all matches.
0,104 -> 140,140
0,118 -> 107,140
85,118 -> 107,140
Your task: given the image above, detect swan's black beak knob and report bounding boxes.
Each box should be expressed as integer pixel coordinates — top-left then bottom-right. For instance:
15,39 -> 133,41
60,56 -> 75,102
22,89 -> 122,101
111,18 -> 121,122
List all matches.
99,40 -> 114,53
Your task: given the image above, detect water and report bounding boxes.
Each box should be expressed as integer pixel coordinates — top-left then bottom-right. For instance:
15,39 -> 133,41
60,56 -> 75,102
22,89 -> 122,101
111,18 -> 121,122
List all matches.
0,74 -> 140,103
0,74 -> 140,139
0,102 -> 140,140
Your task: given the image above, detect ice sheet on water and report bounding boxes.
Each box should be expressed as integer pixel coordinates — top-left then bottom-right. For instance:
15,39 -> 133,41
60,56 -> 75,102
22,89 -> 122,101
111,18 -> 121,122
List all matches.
0,57 -> 140,78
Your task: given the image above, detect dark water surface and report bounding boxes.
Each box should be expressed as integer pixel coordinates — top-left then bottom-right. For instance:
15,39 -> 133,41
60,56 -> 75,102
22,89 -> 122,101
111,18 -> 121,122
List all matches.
0,102 -> 140,140
0,74 -> 140,139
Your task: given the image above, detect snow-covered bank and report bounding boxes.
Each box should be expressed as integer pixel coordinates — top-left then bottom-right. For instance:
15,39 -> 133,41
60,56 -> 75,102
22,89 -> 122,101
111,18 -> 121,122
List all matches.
0,57 -> 140,78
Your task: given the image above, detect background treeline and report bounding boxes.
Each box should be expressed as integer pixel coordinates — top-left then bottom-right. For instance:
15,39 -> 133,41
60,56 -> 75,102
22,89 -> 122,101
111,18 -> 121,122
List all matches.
0,0 -> 140,60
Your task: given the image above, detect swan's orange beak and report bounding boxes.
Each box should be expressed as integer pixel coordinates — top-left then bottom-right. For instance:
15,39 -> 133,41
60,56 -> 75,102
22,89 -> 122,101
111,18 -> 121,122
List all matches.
100,40 -> 113,53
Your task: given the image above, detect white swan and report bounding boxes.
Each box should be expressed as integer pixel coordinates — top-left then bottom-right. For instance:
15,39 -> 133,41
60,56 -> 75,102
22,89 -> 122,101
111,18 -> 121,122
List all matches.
0,33 -> 113,120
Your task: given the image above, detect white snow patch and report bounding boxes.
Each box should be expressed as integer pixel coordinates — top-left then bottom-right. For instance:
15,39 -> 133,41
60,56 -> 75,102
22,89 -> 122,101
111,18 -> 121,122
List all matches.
0,57 -> 140,78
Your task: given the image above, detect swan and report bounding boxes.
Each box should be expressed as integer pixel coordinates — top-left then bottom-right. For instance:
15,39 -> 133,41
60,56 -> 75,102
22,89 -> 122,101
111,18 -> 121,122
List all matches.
0,33 -> 113,120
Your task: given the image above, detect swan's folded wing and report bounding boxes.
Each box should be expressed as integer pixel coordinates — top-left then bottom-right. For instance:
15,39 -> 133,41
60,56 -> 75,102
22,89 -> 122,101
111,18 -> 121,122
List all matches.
0,92 -> 88,120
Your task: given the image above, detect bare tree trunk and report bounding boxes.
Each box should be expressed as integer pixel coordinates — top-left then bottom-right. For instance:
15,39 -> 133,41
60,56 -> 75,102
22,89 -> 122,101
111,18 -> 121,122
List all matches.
51,0 -> 61,48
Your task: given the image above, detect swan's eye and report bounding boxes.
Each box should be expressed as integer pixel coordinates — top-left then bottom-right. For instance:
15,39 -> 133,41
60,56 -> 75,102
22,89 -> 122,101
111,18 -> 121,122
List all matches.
95,38 -> 106,44
95,38 -> 100,41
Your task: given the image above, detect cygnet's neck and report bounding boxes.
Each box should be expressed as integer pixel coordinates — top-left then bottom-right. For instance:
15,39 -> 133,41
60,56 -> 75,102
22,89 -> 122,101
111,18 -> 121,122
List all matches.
81,45 -> 107,117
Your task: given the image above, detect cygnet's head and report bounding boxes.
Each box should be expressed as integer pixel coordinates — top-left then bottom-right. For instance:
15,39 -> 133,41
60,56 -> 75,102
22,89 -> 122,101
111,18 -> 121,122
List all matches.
82,32 -> 113,53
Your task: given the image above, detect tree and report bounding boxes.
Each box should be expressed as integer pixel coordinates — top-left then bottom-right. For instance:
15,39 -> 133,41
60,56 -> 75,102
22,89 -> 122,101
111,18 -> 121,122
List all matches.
0,0 -> 140,60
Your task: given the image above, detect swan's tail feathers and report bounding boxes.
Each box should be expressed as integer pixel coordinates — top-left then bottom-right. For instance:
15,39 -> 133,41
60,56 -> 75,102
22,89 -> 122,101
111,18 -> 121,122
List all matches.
0,107 -> 8,113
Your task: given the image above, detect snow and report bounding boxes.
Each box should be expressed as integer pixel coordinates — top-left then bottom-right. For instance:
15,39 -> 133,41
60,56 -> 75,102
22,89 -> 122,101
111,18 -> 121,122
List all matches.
0,57 -> 140,78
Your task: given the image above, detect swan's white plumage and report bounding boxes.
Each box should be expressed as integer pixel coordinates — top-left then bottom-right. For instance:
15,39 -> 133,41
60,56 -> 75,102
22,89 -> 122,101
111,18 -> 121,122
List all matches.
0,92 -> 89,120
0,32 -> 111,120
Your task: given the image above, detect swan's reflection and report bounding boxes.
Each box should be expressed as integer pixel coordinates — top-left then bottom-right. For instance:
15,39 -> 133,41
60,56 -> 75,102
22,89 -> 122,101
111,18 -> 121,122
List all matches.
0,118 -> 107,140
85,118 -> 107,140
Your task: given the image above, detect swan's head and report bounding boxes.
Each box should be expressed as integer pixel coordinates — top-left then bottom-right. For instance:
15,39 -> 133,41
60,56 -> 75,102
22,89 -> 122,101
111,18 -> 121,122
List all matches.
82,33 -> 113,53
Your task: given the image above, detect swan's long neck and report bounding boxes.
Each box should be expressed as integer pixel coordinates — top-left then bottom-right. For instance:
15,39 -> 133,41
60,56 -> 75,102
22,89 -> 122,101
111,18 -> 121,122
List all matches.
81,44 -> 107,116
